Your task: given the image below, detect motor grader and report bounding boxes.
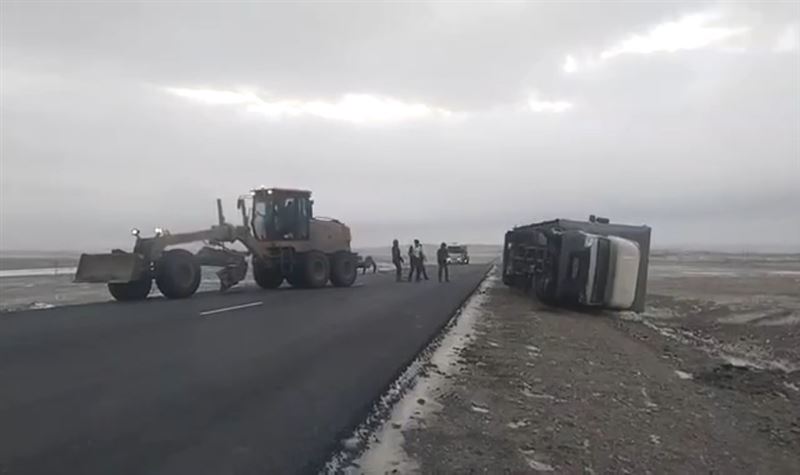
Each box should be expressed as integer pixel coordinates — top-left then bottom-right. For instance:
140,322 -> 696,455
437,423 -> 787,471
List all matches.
74,187 -> 359,301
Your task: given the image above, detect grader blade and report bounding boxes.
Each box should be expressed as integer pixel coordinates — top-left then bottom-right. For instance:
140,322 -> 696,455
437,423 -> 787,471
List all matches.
74,252 -> 148,283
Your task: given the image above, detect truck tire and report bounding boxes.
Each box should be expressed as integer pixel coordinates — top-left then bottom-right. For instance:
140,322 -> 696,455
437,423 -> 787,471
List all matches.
253,259 -> 284,289
534,276 -> 556,304
108,278 -> 152,301
156,249 -> 201,299
330,251 -> 357,287
303,251 -> 329,288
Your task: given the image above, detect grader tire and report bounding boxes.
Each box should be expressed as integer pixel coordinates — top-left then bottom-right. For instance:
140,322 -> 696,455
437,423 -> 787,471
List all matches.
303,251 -> 330,289
330,252 -> 357,287
285,270 -> 307,288
108,278 -> 152,301
156,249 -> 201,299
253,259 -> 284,289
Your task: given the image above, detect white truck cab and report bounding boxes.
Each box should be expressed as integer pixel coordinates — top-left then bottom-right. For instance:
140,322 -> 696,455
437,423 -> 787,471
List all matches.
581,233 -> 641,309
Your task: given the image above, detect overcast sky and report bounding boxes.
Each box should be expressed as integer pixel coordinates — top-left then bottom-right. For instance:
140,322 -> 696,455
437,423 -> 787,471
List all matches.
1,1 -> 798,252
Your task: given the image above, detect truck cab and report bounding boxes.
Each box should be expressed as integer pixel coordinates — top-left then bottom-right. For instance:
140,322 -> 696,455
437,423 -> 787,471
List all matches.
559,232 -> 641,310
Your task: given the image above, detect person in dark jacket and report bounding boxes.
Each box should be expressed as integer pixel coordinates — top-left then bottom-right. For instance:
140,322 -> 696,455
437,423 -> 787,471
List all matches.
391,239 -> 404,282
407,244 -> 417,282
437,242 -> 450,282
418,242 -> 430,281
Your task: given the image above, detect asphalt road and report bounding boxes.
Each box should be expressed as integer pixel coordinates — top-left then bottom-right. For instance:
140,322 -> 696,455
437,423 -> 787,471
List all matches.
0,264 -> 489,475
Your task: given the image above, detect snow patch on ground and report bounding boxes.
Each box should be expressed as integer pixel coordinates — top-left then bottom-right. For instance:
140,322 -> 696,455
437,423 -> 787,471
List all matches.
717,310 -> 800,326
768,270 -> 800,276
675,370 -> 694,380
683,270 -> 740,277
322,270 -> 494,474
717,312 -> 774,325
507,419 -> 530,429
0,267 -> 78,278
756,313 -> 800,327
519,449 -> 555,472
719,354 -> 797,372
640,319 -> 800,373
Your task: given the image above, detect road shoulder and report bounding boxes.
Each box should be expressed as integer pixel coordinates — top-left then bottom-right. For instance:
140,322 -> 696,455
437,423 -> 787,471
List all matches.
393,274 -> 800,473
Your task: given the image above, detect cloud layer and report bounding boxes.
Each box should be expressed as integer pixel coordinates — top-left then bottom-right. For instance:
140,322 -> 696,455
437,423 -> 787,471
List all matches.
2,1 -> 798,251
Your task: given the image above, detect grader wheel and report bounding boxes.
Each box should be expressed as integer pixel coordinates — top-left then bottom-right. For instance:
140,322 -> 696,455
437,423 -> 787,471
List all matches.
108,278 -> 152,301
330,252 -> 357,287
253,259 -> 284,289
156,249 -> 202,299
302,251 -> 329,289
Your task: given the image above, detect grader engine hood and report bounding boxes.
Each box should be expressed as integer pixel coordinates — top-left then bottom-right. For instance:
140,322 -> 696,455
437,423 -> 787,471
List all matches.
309,218 -> 351,253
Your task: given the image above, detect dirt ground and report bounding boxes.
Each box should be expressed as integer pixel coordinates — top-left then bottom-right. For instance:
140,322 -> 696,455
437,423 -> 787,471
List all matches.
395,255 -> 800,474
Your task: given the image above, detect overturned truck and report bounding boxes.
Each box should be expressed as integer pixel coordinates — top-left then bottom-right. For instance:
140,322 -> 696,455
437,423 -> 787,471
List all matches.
502,217 -> 651,312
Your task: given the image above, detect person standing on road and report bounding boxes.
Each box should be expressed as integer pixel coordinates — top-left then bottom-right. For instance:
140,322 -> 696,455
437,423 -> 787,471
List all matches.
437,242 -> 450,283
407,244 -> 418,282
408,240 -> 424,282
418,242 -> 430,281
392,239 -> 404,282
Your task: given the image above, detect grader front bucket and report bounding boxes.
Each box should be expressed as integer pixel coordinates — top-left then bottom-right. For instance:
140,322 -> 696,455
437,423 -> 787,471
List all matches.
74,252 -> 149,283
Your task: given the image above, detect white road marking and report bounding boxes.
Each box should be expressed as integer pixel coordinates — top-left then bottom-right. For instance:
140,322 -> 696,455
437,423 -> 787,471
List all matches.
200,301 -> 263,316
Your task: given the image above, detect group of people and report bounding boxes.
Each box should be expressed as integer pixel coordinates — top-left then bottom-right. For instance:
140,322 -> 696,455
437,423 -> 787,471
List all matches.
391,239 -> 451,283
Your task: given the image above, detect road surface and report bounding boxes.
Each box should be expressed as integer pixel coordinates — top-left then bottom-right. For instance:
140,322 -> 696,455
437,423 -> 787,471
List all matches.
0,264 -> 489,475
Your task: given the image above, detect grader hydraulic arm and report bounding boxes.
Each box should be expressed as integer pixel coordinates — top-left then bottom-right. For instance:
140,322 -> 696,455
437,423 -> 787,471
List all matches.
75,199 -> 264,297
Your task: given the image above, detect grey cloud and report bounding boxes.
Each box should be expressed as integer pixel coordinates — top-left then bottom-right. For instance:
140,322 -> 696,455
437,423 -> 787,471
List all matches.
1,1 -> 798,251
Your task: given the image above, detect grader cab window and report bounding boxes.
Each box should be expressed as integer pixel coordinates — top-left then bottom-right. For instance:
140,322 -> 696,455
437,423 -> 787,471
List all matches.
252,200 -> 273,240
252,191 -> 311,241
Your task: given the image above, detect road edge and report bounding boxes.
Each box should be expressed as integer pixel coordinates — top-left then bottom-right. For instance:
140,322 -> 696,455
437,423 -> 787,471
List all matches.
319,264 -> 494,473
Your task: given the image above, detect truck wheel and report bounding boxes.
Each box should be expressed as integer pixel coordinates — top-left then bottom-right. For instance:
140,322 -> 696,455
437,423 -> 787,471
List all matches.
108,278 -> 152,301
534,276 -> 556,304
253,259 -> 284,289
156,249 -> 201,299
303,251 -> 329,288
330,252 -> 357,287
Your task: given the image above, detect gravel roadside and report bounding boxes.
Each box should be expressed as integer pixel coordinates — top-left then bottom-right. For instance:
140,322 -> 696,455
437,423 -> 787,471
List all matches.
399,274 -> 800,474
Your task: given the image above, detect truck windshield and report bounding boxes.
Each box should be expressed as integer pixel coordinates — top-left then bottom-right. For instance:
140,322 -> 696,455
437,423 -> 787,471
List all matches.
447,246 -> 465,253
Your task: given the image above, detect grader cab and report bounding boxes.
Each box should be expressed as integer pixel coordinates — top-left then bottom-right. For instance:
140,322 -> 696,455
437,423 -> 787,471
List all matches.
74,187 -> 358,301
